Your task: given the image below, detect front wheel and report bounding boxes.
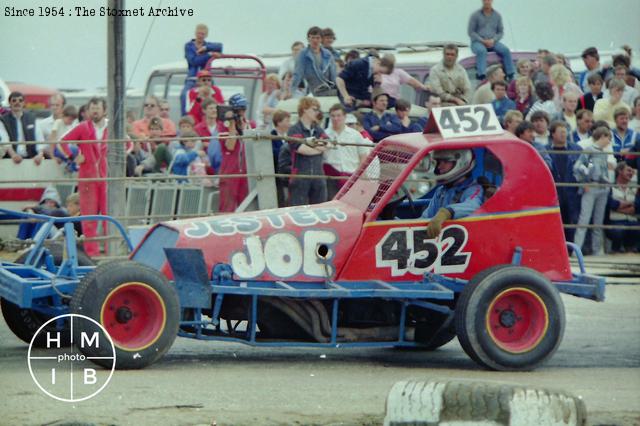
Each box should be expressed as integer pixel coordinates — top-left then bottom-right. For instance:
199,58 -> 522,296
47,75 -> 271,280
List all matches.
70,260 -> 180,369
455,265 -> 565,371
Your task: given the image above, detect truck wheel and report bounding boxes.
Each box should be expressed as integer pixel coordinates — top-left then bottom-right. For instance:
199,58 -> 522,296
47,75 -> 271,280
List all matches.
455,265 -> 565,371
70,260 -> 180,369
1,244 -> 94,347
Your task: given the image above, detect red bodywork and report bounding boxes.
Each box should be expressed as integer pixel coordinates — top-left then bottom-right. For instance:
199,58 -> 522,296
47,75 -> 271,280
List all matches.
132,131 -> 571,283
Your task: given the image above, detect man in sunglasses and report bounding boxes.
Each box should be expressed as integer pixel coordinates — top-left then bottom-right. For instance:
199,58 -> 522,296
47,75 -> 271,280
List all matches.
0,91 -> 47,164
186,69 -> 224,125
132,95 -> 177,138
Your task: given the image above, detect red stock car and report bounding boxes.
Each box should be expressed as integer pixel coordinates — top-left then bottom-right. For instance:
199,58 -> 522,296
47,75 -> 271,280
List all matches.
1,105 -> 604,371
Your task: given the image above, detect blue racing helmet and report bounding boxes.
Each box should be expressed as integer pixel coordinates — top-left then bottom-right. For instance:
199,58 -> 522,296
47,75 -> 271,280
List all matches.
229,93 -> 248,110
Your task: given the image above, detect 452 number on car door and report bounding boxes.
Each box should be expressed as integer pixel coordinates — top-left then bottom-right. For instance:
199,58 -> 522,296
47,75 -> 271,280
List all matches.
375,225 -> 471,277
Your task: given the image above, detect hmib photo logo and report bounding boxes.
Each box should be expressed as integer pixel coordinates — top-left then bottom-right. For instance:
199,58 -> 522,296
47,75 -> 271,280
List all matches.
27,314 -> 116,402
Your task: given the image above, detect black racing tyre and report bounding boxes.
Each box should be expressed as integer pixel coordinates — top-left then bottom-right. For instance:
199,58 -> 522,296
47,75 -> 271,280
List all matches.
70,260 -> 180,369
455,265 -> 565,371
1,244 -> 94,347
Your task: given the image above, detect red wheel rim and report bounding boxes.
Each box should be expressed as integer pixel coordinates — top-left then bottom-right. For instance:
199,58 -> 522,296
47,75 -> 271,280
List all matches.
486,287 -> 549,353
100,282 -> 166,351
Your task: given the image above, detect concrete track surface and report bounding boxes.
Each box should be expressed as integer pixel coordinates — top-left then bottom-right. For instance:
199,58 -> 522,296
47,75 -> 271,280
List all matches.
0,285 -> 638,426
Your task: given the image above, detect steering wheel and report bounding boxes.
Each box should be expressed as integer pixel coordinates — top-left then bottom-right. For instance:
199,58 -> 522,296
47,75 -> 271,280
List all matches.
382,185 -> 418,219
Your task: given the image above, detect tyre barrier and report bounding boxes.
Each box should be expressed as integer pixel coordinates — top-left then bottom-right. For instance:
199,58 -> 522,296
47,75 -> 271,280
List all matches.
384,379 -> 587,426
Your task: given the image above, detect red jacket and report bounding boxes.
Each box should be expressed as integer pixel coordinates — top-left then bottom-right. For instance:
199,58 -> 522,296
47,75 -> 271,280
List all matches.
187,86 -> 225,124
61,121 -> 108,179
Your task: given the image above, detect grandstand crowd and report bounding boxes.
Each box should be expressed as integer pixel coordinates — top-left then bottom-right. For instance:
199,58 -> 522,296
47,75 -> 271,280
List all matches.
1,0 -> 639,256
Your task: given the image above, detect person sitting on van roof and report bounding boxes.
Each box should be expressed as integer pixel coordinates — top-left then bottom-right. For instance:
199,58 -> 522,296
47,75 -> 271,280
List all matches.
467,0 -> 515,81
185,23 -> 223,79
290,26 -> 337,97
362,89 -> 399,142
428,44 -> 472,106
337,54 -> 394,109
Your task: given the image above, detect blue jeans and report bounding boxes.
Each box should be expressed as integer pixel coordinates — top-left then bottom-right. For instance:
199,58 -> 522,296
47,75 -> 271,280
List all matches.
471,41 -> 515,78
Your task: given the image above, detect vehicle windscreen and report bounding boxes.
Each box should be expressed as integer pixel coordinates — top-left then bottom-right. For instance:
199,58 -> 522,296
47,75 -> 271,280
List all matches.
337,143 -> 418,213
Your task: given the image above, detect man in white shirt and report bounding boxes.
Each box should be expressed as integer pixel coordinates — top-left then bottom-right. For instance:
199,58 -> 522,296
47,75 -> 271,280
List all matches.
323,104 -> 373,198
38,93 -> 66,142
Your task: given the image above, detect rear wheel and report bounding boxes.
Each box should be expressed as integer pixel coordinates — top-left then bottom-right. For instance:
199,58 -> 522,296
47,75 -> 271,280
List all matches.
1,243 -> 94,347
455,265 -> 565,371
71,260 -> 180,369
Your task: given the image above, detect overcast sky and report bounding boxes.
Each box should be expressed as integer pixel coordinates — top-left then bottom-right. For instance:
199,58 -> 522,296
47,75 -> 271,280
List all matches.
2,0 -> 639,90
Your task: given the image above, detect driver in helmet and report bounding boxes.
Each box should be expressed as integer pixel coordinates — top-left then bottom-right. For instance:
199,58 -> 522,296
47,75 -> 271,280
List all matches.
422,149 -> 483,238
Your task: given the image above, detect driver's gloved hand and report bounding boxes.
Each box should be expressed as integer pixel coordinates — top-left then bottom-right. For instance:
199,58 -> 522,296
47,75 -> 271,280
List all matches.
425,208 -> 452,239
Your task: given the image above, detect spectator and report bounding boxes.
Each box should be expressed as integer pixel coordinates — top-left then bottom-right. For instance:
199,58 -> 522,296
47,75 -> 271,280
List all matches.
607,162 -> 639,253
133,96 -> 177,138
526,82 -> 557,121
552,91 -> 579,132
530,110 -> 550,145
271,110 -> 291,207
159,99 -> 171,120
350,112 -> 373,141
16,187 -> 67,240
424,93 -> 442,120
171,130 -> 207,181
51,105 -> 79,172
549,64 -> 582,112
513,76 -> 534,116
490,81 -> 516,123
39,93 -> 66,142
630,96 -> 640,132
577,47 -> 604,93
570,109 -> 593,143
548,120 -> 582,243
321,28 -> 341,60
391,99 -> 425,133
363,88 -> 398,142
503,110 -> 523,134
144,116 -> 173,173
467,0 -> 514,80
578,74 -> 604,112
194,99 -> 221,173
515,120 -> 553,170
77,104 -> 88,123
572,127 -> 613,256
256,73 -> 282,129
0,91 -> 47,165
186,70 -> 225,125
65,192 -> 83,237
507,59 -> 532,99
381,58 -> 430,108
324,104 -> 372,198
60,97 -> 108,257
428,44 -> 472,106
227,93 -> 256,131
278,41 -> 305,80
182,23 -> 223,114
610,65 -> 639,107
612,107 -> 639,155
593,79 -> 630,127
533,54 -> 557,85
344,50 -> 360,65
472,64 -> 505,104
620,45 -> 640,80
218,99 -> 250,212
285,97 -> 330,206
127,117 -> 161,177
125,109 -> 137,125
291,26 -> 337,97
337,54 -> 394,109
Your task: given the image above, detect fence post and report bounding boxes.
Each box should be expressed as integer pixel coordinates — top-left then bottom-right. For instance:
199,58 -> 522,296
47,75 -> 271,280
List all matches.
106,0 -> 127,255
239,131 -> 278,211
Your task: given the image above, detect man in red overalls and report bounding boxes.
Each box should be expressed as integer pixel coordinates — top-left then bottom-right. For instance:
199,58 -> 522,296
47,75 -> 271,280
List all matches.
60,97 -> 108,257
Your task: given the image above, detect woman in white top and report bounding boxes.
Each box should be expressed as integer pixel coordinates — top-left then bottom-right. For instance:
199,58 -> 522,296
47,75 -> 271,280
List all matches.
255,73 -> 284,130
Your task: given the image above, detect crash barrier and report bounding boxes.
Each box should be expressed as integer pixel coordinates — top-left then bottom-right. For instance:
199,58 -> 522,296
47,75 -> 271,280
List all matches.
384,379 -> 587,426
